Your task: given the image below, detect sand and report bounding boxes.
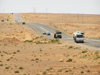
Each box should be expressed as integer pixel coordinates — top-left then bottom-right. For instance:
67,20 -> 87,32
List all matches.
0,13 -> 100,75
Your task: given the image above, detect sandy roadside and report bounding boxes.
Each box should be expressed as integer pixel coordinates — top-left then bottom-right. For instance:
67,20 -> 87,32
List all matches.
0,13 -> 100,75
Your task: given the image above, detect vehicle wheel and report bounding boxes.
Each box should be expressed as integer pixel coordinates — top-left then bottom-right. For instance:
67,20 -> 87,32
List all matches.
82,41 -> 84,43
60,36 -> 62,38
76,41 -> 78,43
54,35 -> 56,38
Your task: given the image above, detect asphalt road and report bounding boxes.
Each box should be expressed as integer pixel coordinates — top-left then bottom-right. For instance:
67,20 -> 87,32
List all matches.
15,14 -> 100,50
15,14 -> 22,22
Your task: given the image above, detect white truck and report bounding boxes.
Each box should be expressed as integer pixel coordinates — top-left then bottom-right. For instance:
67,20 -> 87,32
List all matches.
73,31 -> 84,43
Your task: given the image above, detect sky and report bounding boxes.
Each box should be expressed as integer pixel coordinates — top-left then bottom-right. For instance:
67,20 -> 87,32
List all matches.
0,0 -> 100,14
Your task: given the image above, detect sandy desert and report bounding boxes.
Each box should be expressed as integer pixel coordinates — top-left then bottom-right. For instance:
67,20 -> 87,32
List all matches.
0,13 -> 100,75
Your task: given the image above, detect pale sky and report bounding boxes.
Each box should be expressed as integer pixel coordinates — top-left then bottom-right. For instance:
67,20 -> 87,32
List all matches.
0,0 -> 100,14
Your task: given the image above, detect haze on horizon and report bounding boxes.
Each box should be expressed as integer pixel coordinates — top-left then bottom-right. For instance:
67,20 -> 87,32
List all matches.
0,0 -> 100,15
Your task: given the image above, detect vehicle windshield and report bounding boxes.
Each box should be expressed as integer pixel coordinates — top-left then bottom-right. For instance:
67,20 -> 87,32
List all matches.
77,35 -> 83,38
56,32 -> 62,34
47,32 -> 50,34
43,31 -> 46,33
81,33 -> 84,35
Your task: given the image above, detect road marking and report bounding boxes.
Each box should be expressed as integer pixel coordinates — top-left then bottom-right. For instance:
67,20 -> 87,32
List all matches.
40,27 -> 47,32
40,26 -> 53,35
40,27 -> 44,29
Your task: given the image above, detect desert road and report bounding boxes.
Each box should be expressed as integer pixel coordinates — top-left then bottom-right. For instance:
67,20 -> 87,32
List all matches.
15,14 -> 100,50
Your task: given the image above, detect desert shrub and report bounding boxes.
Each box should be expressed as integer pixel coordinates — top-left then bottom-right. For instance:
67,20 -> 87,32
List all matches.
98,62 -> 100,64
65,70 -> 69,72
24,40 -> 33,43
68,46 -> 73,49
68,69 -> 72,72
10,23 -> 12,25
21,31 -> 23,33
46,69 -> 50,71
66,59 -> 72,62
0,64 -> 3,66
10,57 -> 13,59
75,47 -> 79,49
87,69 -> 90,72
35,58 -> 39,60
13,37 -> 15,39
95,51 -> 99,55
40,49 -> 42,51
15,70 -> 19,73
5,67 -> 9,69
42,71 -> 47,74
98,71 -> 100,73
81,54 -> 88,58
40,36 -> 43,38
7,59 -> 10,61
36,61 -> 38,63
82,50 -> 87,53
48,59 -> 50,61
50,67 -> 53,70
4,44 -> 7,46
19,67 -> 23,69
34,55 -> 36,57
13,52 -> 16,54
1,54 -> 3,57
32,38 -> 34,40
31,59 -> 34,61
94,51 -> 100,59
35,41 -> 43,44
81,71 -> 84,73
3,51 -> 8,54
35,41 -> 48,44
35,37 -> 39,39
34,39 -> 60,44
17,50 -> 20,52
50,39 -> 59,43
58,69 -> 62,72
94,56 -> 100,60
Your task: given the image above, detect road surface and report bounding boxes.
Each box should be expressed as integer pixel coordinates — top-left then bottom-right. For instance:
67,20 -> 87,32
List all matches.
15,14 -> 100,50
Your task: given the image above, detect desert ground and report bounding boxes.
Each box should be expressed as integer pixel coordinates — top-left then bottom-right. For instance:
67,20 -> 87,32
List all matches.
0,13 -> 100,75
